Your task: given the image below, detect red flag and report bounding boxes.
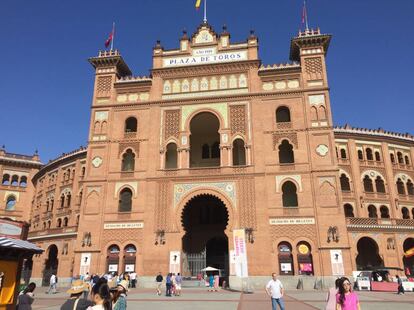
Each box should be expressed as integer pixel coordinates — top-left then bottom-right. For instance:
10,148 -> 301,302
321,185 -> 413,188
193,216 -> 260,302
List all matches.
104,31 -> 113,48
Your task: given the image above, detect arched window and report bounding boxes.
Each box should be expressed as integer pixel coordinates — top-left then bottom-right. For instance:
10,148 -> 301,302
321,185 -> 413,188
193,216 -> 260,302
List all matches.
165,143 -> 178,169
118,188 -> 132,212
19,176 -> 27,187
63,217 -> 68,227
11,175 -> 19,186
232,139 -> 246,166
81,166 -> 86,176
397,152 -> 404,164
48,221 -> 51,229
278,242 -> 294,275
402,207 -> 410,219
2,174 -> 10,185
125,117 -> 137,133
278,140 -> 294,164
76,215 -> 80,225
368,205 -> 377,218
407,180 -> 414,196
60,194 -> 65,208
405,155 -> 411,165
340,174 -> 351,191
66,193 -> 71,207
366,148 -> 373,161
121,149 -> 135,171
390,153 -> 395,164
276,106 -> 291,123
5,195 -> 16,211
363,175 -> 374,192
282,181 -> 298,207
358,150 -> 364,160
297,242 -> 314,275
380,206 -> 390,219
57,218 -> 62,228
375,151 -> 381,162
340,149 -> 347,159
211,141 -> 220,158
201,144 -> 210,159
375,176 -> 386,193
397,178 -> 406,195
50,198 -> 54,211
344,204 -> 354,217
43,222 -> 46,230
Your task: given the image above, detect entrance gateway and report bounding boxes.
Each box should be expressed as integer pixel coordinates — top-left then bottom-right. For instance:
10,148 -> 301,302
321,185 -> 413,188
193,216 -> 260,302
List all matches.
181,194 -> 229,279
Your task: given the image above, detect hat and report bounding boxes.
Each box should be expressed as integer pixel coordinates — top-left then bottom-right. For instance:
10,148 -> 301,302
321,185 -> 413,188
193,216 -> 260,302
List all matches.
117,280 -> 129,291
67,280 -> 86,294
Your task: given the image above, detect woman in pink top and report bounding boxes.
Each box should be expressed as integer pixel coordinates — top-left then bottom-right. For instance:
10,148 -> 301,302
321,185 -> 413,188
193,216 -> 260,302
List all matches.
336,277 -> 361,310
325,278 -> 341,310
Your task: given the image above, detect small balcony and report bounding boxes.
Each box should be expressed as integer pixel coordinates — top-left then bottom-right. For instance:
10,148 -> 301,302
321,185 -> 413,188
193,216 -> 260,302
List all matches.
41,211 -> 53,221
346,217 -> 414,232
56,208 -> 72,217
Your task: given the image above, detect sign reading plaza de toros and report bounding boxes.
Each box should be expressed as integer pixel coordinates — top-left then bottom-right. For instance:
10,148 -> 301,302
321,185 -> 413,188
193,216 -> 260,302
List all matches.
163,48 -> 247,67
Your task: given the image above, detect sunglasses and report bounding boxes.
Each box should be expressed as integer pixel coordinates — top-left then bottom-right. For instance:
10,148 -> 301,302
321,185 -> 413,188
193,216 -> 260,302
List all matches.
343,282 -> 351,286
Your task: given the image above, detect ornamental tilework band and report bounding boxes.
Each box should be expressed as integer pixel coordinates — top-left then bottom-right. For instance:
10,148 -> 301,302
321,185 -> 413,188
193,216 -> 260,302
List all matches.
164,110 -> 180,140
230,105 -> 246,135
173,182 -> 236,209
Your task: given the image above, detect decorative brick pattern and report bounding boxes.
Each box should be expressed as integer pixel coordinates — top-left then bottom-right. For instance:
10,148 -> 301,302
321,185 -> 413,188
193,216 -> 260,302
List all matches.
164,110 -> 180,140
102,228 -> 143,244
155,181 -> 169,231
118,142 -> 140,157
270,224 -> 316,241
239,178 -> 256,229
305,57 -> 323,80
230,105 -> 246,135
273,132 -> 298,149
96,76 -> 112,94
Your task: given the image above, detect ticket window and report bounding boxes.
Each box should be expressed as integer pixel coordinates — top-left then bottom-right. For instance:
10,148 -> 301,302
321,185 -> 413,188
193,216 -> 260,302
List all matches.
278,242 -> 294,275
297,242 -> 313,275
123,244 -> 137,272
107,245 -> 120,273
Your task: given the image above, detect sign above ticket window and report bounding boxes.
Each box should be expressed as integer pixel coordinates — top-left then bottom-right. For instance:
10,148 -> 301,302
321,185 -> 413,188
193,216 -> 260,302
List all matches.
163,48 -> 248,68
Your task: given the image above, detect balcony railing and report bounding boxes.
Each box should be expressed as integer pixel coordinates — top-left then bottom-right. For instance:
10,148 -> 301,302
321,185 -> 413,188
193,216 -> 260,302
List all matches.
41,211 -> 53,221
56,208 -> 72,217
346,217 -> 414,231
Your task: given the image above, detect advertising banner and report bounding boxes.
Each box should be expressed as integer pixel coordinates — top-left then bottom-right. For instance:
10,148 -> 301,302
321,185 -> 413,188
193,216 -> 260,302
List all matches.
169,251 -> 181,274
80,253 -> 91,276
233,229 -> 248,278
330,250 -> 345,276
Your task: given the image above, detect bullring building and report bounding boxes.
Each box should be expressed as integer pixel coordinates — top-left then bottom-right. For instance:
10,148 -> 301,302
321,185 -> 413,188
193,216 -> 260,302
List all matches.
2,23 -> 413,289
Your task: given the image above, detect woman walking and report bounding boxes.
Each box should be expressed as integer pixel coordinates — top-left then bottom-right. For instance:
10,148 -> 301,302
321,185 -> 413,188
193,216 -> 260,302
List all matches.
17,282 -> 36,310
325,278 -> 341,310
336,277 -> 360,310
112,280 -> 128,310
87,278 -> 112,310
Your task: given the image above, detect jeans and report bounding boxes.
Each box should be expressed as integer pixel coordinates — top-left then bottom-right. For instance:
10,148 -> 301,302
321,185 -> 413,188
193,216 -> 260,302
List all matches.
166,283 -> 172,296
48,283 -> 56,294
271,297 -> 285,310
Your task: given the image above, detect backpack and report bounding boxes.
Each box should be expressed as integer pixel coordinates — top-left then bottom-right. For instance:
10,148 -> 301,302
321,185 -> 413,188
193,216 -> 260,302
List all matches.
55,276 -> 58,283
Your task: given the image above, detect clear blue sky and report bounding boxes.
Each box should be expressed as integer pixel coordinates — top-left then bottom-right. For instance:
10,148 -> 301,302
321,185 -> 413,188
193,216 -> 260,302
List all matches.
1,0 -> 413,162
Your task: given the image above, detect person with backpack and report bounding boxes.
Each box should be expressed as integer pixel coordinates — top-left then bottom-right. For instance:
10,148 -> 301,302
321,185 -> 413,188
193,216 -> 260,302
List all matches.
17,282 -> 36,310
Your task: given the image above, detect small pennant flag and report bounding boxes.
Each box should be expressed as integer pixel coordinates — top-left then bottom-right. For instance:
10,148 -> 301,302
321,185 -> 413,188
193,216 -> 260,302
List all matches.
104,33 -> 113,48
195,0 -> 202,10
105,24 -> 115,49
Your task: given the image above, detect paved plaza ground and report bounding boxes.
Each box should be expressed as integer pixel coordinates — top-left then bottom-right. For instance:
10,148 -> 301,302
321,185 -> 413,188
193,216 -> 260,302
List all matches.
28,286 -> 414,310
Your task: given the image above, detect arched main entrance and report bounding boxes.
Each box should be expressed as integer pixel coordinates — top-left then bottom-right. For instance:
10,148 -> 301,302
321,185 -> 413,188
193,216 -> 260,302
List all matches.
181,194 -> 229,278
189,112 -> 220,168
42,244 -> 58,286
356,237 -> 384,270
403,238 -> 414,276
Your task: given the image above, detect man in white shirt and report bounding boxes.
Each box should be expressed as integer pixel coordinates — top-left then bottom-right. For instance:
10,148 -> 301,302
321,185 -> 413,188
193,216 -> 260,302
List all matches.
130,271 -> 137,288
266,273 -> 285,310
47,273 -> 57,294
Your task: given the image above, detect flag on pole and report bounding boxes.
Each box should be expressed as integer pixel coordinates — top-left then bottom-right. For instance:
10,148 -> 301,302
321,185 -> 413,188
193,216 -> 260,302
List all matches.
104,23 -> 115,49
195,0 -> 202,10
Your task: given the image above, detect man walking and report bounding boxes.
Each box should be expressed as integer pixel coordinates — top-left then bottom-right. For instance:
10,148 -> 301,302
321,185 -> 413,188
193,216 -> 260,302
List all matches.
266,273 -> 285,310
155,272 -> 163,296
130,271 -> 137,288
47,273 -> 57,294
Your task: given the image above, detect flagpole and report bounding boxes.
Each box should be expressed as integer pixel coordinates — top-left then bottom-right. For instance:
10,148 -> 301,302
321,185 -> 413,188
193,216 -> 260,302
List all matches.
203,0 -> 207,23
110,22 -> 115,50
304,1 -> 309,31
